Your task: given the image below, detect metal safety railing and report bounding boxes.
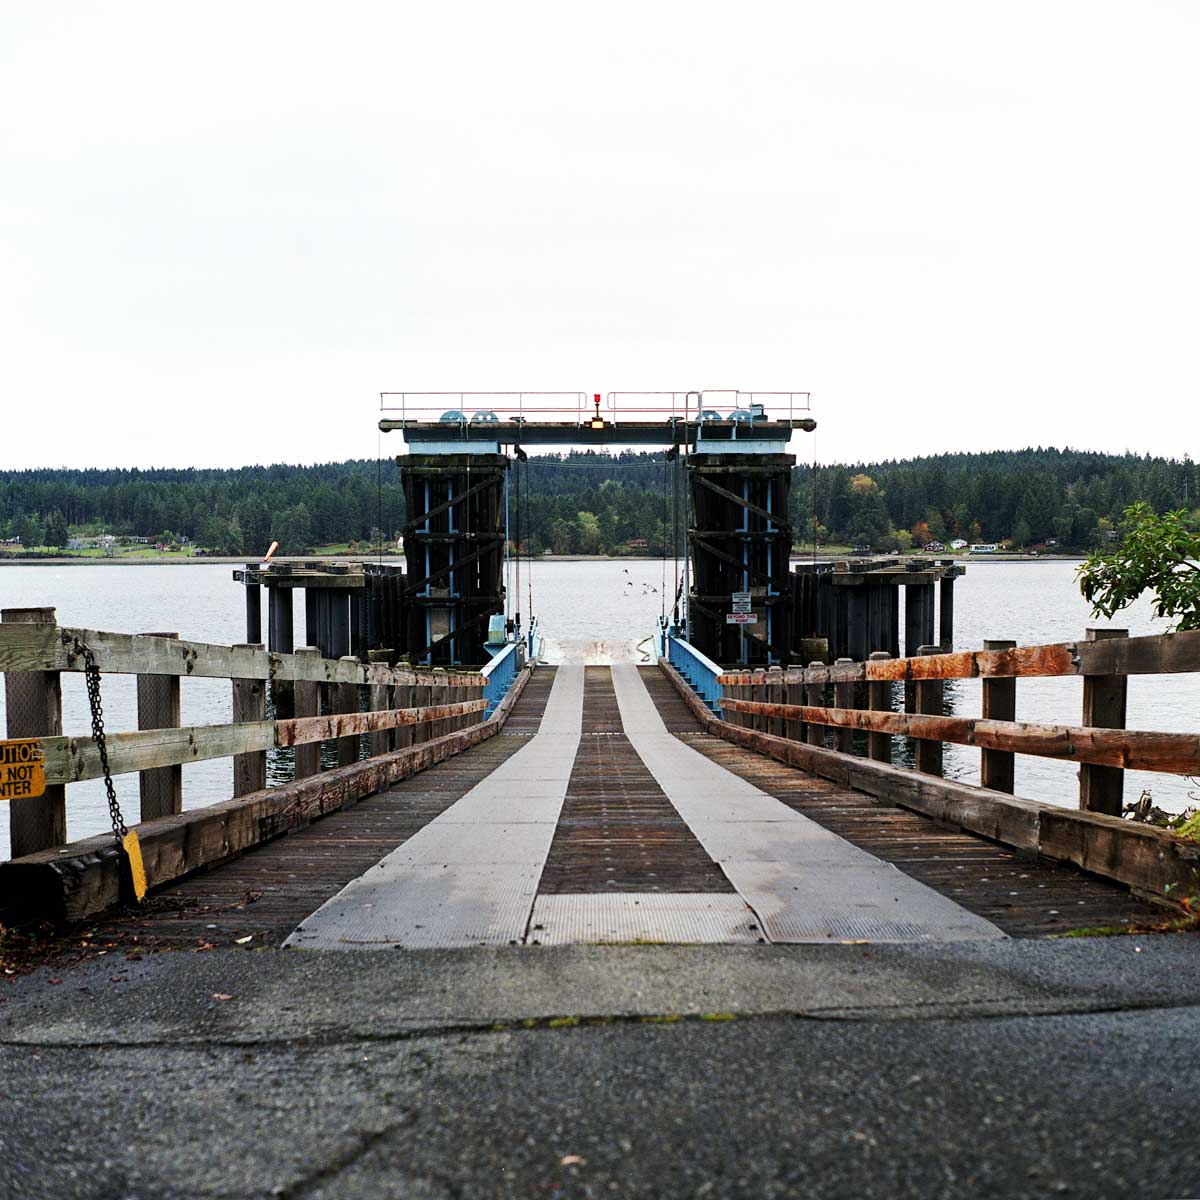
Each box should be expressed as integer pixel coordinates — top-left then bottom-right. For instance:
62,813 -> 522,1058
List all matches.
481,639 -> 524,718
666,635 -> 725,716
380,392 -> 590,425
605,391 -> 812,425
379,391 -> 812,427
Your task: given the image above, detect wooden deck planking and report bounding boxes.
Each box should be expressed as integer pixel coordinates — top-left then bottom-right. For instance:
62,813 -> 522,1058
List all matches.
638,667 -> 1166,938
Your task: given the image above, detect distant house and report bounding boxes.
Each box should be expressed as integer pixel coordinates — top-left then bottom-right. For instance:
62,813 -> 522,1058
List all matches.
925,541 -> 946,553
969,543 -> 999,554
949,538 -> 968,550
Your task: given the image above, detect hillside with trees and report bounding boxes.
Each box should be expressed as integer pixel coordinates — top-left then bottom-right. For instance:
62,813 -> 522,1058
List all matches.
0,448 -> 1195,558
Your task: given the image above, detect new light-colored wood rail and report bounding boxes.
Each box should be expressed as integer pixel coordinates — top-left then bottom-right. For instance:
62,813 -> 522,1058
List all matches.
717,701 -> 1200,776
718,629 -> 1200,818
720,628 -> 1200,686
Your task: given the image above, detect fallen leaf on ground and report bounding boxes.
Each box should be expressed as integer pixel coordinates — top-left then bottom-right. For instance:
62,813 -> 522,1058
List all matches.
211,993 -> 234,1002
560,1156 -> 587,1166
234,935 -> 253,945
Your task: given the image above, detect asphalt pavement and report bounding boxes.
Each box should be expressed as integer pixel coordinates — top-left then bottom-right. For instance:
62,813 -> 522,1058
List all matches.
1,937 -> 1198,1199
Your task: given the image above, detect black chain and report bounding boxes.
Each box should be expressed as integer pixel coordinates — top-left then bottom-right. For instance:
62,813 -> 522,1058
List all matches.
72,637 -> 128,844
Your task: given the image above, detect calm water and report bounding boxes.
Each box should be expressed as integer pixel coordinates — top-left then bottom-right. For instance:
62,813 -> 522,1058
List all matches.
1,559 -> 1195,857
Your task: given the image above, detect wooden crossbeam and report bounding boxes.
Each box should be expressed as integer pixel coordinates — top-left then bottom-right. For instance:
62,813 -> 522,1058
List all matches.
692,474 -> 789,528
690,537 -> 777,587
402,473 -> 502,534
404,541 -> 498,597
690,597 -> 788,660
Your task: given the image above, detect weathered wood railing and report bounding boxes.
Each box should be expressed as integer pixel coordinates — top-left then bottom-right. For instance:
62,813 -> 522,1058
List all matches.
661,627 -> 1200,905
0,606 -> 533,919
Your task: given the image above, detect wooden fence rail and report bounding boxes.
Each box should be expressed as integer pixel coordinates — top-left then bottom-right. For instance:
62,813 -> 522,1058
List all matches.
34,700 -> 489,785
0,607 -> 502,869
717,701 -> 1200,776
0,620 -> 459,687
718,628 -> 1200,687
717,627 -> 1200,821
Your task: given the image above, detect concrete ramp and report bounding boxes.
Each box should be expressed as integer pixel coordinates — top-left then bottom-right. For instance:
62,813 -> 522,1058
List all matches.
285,666 -> 584,950
609,665 -> 1006,944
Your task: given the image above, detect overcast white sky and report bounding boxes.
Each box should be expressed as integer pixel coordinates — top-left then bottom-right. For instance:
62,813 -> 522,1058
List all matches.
3,2 -> 1197,470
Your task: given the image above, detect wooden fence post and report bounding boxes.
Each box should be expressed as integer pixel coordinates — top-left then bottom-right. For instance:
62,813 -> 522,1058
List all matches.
412,673 -> 431,746
804,662 -> 825,747
981,638 -> 1016,793
369,683 -> 389,757
2,607 -> 65,855
784,671 -> 804,743
833,657 -> 855,754
751,668 -> 767,733
733,674 -> 748,729
293,647 -> 320,779
867,651 -> 892,763
1080,627 -> 1128,816
336,657 -> 360,768
767,666 -> 784,738
432,668 -> 448,740
138,632 -> 183,820
915,645 -> 943,776
232,643 -> 267,796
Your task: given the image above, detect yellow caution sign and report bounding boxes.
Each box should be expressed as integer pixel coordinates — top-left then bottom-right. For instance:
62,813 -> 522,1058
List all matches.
123,830 -> 148,902
0,739 -> 46,802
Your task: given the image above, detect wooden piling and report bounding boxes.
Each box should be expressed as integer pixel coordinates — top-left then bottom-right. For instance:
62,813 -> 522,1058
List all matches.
846,587 -> 869,664
2,607 -> 65,855
867,651 -> 892,763
232,643 -> 267,796
350,592 -> 369,660
137,632 -> 183,820
268,586 -> 295,719
1080,628 -> 1128,816
981,639 -> 1016,793
939,574 -> 955,650
330,593 -> 350,660
244,566 -> 262,644
915,645 -> 943,776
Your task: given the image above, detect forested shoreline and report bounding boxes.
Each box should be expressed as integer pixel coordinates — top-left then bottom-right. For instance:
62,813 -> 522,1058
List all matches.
1,447 -> 1195,557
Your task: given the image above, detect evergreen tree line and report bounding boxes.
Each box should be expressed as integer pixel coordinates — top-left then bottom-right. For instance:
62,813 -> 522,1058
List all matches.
1,447 -> 1196,556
